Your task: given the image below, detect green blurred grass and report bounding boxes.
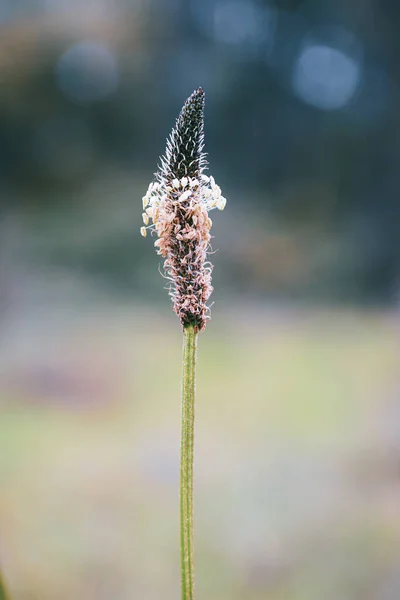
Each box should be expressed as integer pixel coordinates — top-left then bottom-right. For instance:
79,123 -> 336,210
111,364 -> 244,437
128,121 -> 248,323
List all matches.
0,307 -> 398,599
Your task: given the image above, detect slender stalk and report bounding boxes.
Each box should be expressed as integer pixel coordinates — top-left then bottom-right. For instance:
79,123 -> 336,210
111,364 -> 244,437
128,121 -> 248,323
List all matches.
180,324 -> 197,600
140,88 -> 226,598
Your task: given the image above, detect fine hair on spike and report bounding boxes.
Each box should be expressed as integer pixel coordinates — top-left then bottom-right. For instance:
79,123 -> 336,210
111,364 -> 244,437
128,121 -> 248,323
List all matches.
158,88 -> 206,183
140,88 -> 227,332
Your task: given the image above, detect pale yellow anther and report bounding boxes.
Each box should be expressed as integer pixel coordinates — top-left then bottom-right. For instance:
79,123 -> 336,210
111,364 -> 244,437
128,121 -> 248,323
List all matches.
180,190 -> 192,202
142,196 -> 149,209
142,212 -> 149,225
217,196 -> 226,210
146,206 -> 154,218
181,177 -> 188,188
172,178 -> 180,189
140,227 -> 147,237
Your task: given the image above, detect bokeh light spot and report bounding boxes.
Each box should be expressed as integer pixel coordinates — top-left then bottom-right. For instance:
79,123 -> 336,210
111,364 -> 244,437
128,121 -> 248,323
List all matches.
213,0 -> 264,45
190,0 -> 276,52
292,44 -> 361,110
55,41 -> 119,105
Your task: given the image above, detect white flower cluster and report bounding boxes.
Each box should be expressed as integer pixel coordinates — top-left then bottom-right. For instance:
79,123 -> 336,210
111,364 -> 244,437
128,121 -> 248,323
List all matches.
140,175 -> 226,237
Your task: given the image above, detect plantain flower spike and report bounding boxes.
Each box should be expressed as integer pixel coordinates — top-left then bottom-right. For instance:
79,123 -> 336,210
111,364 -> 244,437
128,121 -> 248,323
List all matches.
140,87 -> 226,332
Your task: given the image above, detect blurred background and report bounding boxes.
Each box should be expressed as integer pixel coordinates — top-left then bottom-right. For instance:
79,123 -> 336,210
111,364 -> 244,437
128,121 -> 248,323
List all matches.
0,0 -> 399,598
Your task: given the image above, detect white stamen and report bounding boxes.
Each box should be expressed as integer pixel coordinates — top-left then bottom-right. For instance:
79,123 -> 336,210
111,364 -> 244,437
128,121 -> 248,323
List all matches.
184,230 -> 197,241
172,178 -> 180,189
181,177 -> 188,188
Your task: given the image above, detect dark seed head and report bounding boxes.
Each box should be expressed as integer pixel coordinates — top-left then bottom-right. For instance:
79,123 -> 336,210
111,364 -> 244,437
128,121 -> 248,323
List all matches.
161,88 -> 206,182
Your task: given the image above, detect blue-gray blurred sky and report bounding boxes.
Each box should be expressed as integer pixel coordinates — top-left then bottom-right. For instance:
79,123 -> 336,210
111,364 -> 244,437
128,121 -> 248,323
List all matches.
0,0 -> 399,312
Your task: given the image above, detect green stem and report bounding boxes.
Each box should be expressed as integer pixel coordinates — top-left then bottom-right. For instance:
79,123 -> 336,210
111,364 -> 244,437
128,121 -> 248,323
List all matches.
180,324 -> 197,600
